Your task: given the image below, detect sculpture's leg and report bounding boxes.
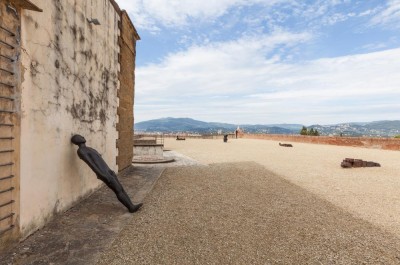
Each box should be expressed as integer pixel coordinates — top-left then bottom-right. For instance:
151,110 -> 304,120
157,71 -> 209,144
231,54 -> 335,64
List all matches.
102,173 -> 143,213
115,190 -> 143,213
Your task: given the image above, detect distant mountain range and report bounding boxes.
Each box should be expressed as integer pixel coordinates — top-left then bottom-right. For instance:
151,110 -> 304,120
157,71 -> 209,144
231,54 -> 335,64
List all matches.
135,118 -> 400,137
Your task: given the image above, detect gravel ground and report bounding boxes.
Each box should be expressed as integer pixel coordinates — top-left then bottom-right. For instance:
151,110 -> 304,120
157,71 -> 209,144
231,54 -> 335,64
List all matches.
0,166 -> 164,265
97,162 -> 400,264
164,138 -> 400,238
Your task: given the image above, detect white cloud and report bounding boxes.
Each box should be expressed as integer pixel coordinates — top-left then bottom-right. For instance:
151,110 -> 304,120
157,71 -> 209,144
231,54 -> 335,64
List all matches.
134,33 -> 400,124
370,0 -> 400,28
136,31 -> 312,96
361,42 -> 388,51
115,0 -> 377,35
112,0 -> 400,124
358,8 -> 380,17
321,12 -> 356,25
115,0 -> 292,31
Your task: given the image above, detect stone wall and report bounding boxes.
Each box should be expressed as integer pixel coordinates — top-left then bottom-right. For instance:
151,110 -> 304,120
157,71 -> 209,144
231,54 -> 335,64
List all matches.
19,0 -> 121,238
116,11 -> 138,171
239,134 -> 400,151
0,0 -> 23,249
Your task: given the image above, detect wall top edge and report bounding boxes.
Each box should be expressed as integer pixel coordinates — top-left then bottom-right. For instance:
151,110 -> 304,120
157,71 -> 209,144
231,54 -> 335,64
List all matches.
8,0 -> 42,12
108,0 -> 121,14
121,10 -> 141,41
107,0 -> 140,41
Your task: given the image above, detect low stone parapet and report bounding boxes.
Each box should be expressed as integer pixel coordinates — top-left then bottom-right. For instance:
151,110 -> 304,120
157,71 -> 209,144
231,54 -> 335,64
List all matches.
133,144 -> 164,158
239,134 -> 400,151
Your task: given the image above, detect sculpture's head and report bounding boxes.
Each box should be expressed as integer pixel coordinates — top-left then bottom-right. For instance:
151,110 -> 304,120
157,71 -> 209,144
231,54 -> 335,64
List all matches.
71,134 -> 86,146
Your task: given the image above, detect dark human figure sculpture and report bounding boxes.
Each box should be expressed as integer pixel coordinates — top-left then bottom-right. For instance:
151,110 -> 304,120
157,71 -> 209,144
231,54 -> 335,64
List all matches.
71,134 -> 142,213
341,158 -> 380,168
223,134 -> 228,143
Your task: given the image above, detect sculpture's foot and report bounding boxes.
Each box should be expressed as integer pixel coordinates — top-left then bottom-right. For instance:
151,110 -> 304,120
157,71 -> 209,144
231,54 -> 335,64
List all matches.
129,203 -> 143,213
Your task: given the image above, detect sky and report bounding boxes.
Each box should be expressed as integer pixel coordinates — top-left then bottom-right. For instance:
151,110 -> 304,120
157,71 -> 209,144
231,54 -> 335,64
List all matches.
115,0 -> 400,125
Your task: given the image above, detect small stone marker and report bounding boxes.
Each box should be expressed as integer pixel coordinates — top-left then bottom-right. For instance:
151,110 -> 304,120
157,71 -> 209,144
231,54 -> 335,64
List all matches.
341,158 -> 380,168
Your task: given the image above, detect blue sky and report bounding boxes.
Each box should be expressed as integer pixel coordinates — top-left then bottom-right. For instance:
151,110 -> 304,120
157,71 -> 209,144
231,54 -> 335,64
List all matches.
115,0 -> 400,125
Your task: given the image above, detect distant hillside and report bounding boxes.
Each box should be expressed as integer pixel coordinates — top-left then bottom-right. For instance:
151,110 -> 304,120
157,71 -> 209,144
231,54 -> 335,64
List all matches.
135,117 -> 302,134
311,120 -> 400,137
135,118 -> 236,133
135,118 -> 400,137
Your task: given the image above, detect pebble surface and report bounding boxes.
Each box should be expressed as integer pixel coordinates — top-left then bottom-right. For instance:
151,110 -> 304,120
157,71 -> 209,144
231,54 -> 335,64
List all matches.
164,138 -> 400,237
97,162 -> 400,264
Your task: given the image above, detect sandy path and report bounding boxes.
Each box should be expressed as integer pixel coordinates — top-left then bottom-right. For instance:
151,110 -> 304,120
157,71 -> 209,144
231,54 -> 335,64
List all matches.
164,138 -> 400,237
97,163 -> 400,264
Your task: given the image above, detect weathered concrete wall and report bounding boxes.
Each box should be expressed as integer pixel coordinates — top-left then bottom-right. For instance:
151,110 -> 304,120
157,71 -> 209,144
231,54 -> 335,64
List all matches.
19,0 -> 120,237
116,11 -> 138,171
239,134 -> 400,151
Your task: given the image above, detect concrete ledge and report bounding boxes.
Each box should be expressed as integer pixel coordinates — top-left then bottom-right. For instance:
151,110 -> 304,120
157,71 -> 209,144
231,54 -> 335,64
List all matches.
133,156 -> 175,164
134,143 -> 164,147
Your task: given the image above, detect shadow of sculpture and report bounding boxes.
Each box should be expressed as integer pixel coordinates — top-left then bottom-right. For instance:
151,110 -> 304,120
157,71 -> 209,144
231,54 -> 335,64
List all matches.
71,134 -> 142,213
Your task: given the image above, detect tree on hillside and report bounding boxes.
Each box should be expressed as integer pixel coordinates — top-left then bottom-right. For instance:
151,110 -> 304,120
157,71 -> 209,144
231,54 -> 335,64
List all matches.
299,126 -> 319,136
300,126 -> 308,135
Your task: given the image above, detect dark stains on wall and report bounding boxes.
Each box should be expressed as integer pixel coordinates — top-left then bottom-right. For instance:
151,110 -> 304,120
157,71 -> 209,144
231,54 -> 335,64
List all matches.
70,25 -> 77,40
102,69 -> 110,92
24,1 -> 119,130
80,50 -> 93,61
36,1 -> 119,128
99,109 -> 106,125
70,26 -> 85,43
30,60 -> 39,77
79,27 -> 85,43
66,73 -> 111,127
68,99 -> 86,120
54,0 -> 62,11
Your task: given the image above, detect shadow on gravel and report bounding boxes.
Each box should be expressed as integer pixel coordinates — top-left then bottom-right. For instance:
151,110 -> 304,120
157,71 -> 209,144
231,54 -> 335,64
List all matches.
97,162 -> 400,265
4,161 -> 400,264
